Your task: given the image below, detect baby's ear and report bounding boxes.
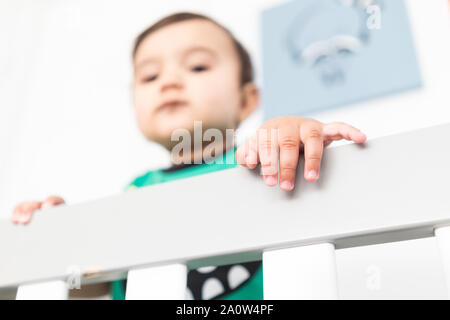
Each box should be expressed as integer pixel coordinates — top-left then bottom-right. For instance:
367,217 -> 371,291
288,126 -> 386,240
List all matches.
239,82 -> 260,122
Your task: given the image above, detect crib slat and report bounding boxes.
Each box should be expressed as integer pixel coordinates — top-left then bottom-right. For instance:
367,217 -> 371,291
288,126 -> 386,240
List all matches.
263,243 -> 339,299
16,280 -> 68,300
125,264 -> 187,300
435,226 -> 450,298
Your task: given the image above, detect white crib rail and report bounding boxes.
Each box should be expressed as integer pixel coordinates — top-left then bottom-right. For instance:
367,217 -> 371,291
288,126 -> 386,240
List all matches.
435,226 -> 450,298
263,243 -> 339,299
1,123 -> 450,300
125,264 -> 187,300
16,280 -> 68,300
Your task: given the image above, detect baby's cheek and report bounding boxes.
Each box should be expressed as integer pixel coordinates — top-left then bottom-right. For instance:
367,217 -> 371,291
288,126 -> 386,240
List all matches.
134,88 -> 156,117
134,99 -> 155,137
135,108 -> 150,136
195,82 -> 240,122
199,94 -> 237,128
214,88 -> 241,124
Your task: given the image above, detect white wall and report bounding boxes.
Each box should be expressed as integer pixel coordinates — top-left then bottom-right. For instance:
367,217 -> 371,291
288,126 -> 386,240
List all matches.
0,0 -> 449,299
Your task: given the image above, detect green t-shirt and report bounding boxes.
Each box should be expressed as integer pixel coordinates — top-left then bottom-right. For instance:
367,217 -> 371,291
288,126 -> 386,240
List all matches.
111,149 -> 263,300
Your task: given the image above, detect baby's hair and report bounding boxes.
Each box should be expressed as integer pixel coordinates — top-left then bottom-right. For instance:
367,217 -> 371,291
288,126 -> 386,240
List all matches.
133,12 -> 254,87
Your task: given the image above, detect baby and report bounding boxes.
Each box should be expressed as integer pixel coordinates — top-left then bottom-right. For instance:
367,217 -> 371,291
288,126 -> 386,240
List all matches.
11,12 -> 366,300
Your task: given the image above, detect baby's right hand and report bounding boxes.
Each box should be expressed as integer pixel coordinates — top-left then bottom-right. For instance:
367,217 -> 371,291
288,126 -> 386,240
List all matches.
11,196 -> 65,225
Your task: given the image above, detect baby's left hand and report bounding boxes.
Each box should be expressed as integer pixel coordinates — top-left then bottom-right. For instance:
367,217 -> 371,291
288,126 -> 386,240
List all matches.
235,116 -> 367,191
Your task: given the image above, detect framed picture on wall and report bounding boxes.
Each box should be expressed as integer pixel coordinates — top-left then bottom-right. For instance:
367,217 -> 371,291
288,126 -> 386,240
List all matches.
261,0 -> 422,119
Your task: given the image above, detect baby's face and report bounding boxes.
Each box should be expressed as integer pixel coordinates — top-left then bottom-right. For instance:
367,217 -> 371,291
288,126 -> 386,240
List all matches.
133,19 -> 245,149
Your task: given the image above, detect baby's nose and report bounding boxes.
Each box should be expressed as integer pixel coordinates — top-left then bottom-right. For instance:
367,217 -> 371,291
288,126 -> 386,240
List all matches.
159,71 -> 184,92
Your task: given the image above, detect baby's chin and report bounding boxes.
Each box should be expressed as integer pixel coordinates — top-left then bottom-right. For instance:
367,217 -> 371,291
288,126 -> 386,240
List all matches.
158,115 -> 197,133
144,112 -> 232,149
148,118 -> 198,147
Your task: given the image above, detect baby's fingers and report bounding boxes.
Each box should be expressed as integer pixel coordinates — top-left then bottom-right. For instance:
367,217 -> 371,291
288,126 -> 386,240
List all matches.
278,126 -> 300,191
323,122 -> 367,143
236,134 -> 259,169
11,202 -> 41,225
300,122 -> 324,182
257,128 -> 279,186
41,196 -> 65,210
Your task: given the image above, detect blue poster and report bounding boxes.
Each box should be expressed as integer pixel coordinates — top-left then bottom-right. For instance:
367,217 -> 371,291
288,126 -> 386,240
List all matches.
261,0 -> 422,119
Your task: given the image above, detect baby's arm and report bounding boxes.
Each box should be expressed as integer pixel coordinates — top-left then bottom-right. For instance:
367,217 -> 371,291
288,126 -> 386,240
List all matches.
11,195 -> 65,224
236,116 -> 367,191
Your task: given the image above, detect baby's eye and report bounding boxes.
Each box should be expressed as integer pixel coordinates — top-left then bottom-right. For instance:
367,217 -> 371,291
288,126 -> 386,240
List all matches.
143,75 -> 158,83
190,65 -> 209,73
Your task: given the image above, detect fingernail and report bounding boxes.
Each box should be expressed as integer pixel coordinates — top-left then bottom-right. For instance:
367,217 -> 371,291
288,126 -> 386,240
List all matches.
246,154 -> 257,166
265,175 -> 277,186
280,181 -> 293,190
307,170 -> 318,180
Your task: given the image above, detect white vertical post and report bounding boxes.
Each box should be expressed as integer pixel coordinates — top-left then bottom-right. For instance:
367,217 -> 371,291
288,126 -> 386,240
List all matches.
263,242 -> 339,300
435,226 -> 450,299
16,280 -> 68,300
125,263 -> 187,300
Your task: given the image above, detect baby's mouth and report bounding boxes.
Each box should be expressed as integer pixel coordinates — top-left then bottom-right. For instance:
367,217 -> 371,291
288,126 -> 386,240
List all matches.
157,100 -> 188,113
